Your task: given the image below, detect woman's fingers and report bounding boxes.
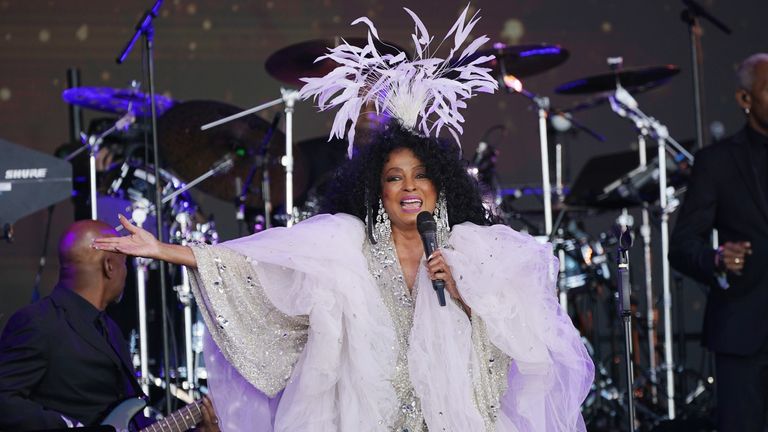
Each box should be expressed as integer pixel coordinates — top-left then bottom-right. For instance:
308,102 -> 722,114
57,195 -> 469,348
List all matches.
118,214 -> 141,234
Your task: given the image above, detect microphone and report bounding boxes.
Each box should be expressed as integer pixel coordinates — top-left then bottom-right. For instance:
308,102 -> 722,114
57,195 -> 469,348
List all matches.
417,211 -> 447,307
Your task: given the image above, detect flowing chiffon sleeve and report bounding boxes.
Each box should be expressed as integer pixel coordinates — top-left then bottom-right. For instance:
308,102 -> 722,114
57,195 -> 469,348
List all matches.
444,223 -> 594,432
188,214 -> 398,432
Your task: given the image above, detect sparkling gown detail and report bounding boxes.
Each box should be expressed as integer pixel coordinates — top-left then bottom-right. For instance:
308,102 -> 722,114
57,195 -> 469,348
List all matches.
187,213 -> 593,431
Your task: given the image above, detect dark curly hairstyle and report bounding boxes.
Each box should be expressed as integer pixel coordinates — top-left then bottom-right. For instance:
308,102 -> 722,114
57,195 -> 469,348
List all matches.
321,121 -> 492,241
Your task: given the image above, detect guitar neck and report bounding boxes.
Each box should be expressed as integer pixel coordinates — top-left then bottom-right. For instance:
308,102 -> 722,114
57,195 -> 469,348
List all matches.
141,399 -> 205,432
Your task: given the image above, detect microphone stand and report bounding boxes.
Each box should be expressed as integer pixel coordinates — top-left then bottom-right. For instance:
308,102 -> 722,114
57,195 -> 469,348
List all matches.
616,226 -> 636,432
114,0 -> 172,413
680,0 -> 732,150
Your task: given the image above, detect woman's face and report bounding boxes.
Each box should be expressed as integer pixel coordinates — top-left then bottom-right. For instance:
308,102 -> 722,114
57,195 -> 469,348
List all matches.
380,147 -> 437,231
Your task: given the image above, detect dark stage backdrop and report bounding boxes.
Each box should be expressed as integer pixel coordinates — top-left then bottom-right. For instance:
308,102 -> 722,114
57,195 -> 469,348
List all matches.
0,0 -> 764,379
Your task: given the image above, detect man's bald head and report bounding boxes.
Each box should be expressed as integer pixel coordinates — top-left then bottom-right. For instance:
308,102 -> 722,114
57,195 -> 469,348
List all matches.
57,220 -> 127,309
58,220 -> 119,269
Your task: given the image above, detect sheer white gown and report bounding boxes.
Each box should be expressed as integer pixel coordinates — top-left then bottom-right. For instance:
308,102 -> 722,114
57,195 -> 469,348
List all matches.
187,213 -> 593,431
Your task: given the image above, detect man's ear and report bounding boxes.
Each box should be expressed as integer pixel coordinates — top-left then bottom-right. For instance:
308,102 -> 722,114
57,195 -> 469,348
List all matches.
103,255 -> 114,279
736,89 -> 751,109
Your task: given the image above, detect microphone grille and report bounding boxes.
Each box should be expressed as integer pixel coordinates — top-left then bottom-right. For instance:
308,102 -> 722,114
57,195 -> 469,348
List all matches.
416,211 -> 436,233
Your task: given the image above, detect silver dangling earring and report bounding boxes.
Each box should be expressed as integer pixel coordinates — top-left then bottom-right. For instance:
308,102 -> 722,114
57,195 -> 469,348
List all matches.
745,107 -> 751,116
376,198 -> 392,243
434,191 -> 449,246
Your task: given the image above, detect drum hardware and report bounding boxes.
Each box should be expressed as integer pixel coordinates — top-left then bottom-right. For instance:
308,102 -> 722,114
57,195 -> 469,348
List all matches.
461,42 -> 569,79
200,90 -> 306,227
169,211 -> 218,399
107,162 -> 222,401
264,38 -> 407,87
608,71 -> 695,421
236,112 -> 282,234
463,42 -> 571,238
64,107 -> 137,220
61,84 -> 175,118
172,211 -> 195,399
501,75 -> 557,237
129,199 -> 152,400
112,157 -> 233,233
555,64 -> 681,96
158,100 -> 308,214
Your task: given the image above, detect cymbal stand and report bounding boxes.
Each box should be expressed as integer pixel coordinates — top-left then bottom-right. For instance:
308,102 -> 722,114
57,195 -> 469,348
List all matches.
549,110 -> 606,205
201,89 -> 301,227
171,212 -> 195,399
130,199 -> 152,403
501,77 -> 553,237
66,110 -> 136,220
501,76 -> 564,309
609,85 -> 695,420
633,128 -> 660,404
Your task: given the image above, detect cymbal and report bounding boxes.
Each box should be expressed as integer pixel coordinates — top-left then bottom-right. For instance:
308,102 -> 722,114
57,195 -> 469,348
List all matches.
555,65 -> 680,95
62,87 -> 175,116
265,37 -> 407,87
157,100 -> 308,208
460,43 -> 569,79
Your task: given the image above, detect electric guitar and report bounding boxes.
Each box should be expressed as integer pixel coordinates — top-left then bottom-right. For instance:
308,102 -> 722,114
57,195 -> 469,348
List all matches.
101,397 -> 205,432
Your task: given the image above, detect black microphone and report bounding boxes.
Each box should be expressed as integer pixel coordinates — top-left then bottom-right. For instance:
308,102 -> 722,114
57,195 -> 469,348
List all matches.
417,211 -> 447,306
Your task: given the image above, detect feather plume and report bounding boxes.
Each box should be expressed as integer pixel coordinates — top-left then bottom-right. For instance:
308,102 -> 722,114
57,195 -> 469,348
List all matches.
299,4 -> 498,158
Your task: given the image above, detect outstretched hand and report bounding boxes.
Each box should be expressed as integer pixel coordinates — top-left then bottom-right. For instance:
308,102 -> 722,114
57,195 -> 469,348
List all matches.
92,214 -> 162,259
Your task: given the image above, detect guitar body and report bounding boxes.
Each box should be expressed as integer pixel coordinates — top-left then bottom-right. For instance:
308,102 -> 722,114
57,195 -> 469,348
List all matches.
101,398 -> 147,432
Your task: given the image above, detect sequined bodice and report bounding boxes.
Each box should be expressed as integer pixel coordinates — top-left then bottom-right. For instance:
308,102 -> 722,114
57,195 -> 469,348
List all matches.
365,236 -> 426,432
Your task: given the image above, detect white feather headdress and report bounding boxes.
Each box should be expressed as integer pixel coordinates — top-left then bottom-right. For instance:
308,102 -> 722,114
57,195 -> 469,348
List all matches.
299,5 -> 498,158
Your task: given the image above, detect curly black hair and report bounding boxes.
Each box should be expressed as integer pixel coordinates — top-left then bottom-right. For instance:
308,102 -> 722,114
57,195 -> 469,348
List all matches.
321,121 -> 492,240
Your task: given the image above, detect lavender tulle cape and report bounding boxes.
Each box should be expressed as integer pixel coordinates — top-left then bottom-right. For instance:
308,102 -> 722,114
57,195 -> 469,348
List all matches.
192,214 -> 593,431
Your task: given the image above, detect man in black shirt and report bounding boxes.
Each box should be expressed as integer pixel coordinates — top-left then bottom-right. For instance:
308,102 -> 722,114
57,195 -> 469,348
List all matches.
670,53 -> 768,431
0,220 -> 219,431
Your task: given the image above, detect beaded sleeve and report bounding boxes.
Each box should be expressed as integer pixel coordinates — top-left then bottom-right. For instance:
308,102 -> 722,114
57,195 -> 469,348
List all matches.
187,244 -> 309,397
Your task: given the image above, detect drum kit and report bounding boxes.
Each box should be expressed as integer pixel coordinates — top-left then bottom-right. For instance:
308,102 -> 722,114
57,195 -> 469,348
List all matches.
57,29 -> 703,429
457,41 -> 704,430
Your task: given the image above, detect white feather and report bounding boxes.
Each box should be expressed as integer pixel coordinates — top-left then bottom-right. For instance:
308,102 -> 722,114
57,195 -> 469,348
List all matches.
299,4 -> 498,158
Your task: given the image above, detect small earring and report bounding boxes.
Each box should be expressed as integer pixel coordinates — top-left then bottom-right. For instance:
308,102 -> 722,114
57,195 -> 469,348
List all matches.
745,107 -> 751,115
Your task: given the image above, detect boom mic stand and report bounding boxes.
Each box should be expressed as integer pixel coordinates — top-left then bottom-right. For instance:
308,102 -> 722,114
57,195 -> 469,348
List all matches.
616,225 -> 636,432
114,0 -> 172,413
680,0 -> 731,151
